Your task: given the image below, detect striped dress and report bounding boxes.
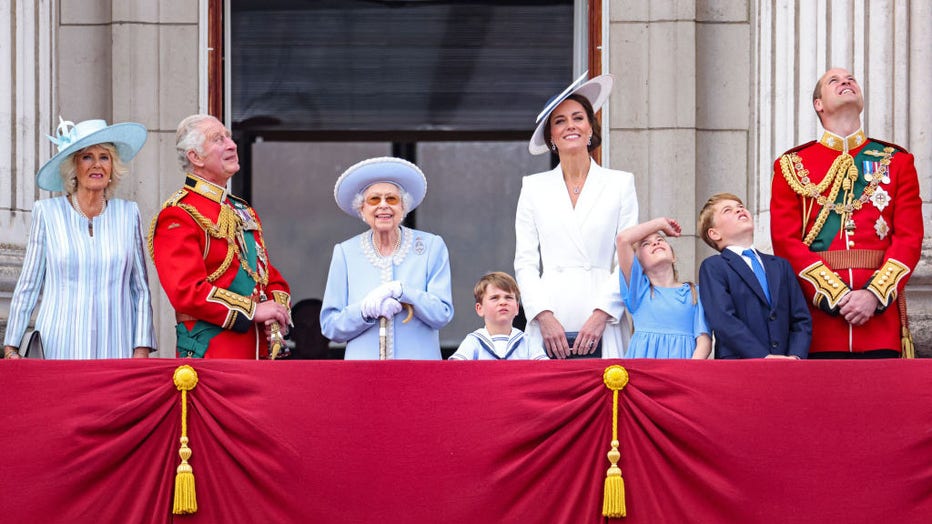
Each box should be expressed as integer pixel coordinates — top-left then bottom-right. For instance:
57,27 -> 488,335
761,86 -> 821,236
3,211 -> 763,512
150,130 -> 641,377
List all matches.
3,196 -> 157,358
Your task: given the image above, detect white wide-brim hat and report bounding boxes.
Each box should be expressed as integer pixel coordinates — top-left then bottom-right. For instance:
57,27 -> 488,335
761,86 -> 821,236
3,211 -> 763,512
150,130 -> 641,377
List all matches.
36,117 -> 148,191
528,71 -> 614,155
334,157 -> 427,217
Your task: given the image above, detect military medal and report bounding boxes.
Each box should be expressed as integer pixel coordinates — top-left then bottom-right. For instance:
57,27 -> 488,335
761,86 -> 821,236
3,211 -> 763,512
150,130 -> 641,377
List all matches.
844,218 -> 856,234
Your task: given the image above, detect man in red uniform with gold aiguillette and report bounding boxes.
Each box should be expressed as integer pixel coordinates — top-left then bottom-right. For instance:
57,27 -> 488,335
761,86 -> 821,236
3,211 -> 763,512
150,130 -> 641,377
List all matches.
770,68 -> 923,358
149,114 -> 291,359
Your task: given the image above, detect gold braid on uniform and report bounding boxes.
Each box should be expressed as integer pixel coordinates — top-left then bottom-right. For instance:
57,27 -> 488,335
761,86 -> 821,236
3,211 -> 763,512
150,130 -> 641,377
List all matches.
779,153 -> 855,246
779,147 -> 893,246
175,203 -> 270,286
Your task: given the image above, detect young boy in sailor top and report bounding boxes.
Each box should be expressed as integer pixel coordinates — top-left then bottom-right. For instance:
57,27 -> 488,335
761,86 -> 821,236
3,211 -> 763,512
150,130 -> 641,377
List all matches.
449,272 -> 549,360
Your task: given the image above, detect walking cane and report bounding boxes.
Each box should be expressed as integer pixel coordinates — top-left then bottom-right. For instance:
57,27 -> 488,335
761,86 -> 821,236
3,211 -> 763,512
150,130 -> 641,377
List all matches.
379,317 -> 388,360
378,304 -> 415,360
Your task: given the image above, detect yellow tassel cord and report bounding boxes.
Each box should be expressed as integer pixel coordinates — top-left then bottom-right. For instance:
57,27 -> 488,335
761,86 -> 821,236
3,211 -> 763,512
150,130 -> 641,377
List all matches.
172,365 -> 199,515
602,365 -> 630,518
898,295 -> 915,359
901,326 -> 915,359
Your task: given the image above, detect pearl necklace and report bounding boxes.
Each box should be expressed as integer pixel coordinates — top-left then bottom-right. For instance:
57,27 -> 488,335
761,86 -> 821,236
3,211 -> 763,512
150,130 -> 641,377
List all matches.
372,228 -> 402,257
70,193 -> 107,237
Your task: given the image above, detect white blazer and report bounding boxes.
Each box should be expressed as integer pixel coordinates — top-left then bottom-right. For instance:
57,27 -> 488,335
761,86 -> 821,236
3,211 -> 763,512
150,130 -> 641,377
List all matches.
514,159 -> 638,358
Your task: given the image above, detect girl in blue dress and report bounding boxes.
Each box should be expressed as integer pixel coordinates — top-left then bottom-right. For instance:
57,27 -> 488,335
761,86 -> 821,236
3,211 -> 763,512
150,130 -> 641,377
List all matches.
615,217 -> 711,359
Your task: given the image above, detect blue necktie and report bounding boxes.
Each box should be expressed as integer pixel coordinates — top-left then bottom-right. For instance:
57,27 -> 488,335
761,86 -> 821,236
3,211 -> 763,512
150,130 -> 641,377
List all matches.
742,249 -> 771,304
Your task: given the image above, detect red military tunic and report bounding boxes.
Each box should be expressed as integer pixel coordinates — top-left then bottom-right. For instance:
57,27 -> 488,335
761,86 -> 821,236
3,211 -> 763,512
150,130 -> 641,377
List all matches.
149,175 -> 291,358
770,129 -> 923,355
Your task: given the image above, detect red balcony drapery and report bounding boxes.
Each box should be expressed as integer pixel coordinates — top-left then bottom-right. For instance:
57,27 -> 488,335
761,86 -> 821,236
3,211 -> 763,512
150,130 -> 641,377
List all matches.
1,359 -> 930,523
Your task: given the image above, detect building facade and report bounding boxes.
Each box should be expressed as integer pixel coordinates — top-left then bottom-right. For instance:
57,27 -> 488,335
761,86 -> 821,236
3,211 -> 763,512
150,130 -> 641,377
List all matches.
2,0 -> 929,356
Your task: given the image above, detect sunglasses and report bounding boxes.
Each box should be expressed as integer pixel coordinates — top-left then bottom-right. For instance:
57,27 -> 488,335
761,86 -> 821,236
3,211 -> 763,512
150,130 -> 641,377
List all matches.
365,194 -> 401,206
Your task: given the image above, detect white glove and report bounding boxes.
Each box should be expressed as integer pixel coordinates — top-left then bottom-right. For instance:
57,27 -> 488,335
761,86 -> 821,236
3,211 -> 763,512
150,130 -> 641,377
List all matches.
361,281 -> 403,320
360,289 -> 386,320
379,298 -> 403,319
373,280 -> 403,300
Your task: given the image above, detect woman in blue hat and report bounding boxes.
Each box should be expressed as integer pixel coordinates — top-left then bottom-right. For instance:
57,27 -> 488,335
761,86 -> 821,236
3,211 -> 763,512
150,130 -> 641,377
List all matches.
3,118 -> 157,359
515,72 -> 639,359
321,157 -> 454,359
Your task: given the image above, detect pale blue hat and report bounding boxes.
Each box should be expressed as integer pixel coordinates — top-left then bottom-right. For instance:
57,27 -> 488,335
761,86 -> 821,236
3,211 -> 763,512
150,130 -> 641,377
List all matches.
36,117 -> 148,191
528,71 -> 614,155
333,157 -> 427,217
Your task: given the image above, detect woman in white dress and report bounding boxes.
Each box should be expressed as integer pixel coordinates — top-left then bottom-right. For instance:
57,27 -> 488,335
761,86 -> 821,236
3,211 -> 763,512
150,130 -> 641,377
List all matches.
515,73 -> 639,359
3,119 -> 157,359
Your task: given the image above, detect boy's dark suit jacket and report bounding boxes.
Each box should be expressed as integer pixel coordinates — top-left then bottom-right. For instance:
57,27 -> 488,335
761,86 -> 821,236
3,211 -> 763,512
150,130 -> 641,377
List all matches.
699,249 -> 812,359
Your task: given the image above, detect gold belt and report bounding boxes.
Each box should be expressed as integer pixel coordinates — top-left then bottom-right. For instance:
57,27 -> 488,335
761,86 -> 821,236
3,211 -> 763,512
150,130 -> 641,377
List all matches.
818,249 -> 883,270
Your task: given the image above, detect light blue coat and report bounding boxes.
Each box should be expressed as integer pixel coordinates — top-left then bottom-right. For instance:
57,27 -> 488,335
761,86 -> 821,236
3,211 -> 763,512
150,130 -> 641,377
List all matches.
320,227 -> 454,359
3,197 -> 157,358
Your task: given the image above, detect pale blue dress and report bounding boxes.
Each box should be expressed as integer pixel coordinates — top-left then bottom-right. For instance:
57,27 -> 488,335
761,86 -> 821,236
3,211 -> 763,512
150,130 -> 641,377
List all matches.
620,258 -> 709,359
3,197 -> 157,358
320,226 -> 454,360
449,328 -> 549,360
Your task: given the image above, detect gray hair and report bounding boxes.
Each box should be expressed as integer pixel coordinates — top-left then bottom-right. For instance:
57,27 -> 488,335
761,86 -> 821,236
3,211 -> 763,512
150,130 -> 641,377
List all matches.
175,114 -> 215,172
59,143 -> 128,199
351,183 -> 413,223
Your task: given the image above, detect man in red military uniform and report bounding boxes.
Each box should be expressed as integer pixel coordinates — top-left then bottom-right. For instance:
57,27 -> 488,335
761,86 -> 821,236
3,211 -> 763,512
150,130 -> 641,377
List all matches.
150,114 -> 291,359
770,68 -> 923,358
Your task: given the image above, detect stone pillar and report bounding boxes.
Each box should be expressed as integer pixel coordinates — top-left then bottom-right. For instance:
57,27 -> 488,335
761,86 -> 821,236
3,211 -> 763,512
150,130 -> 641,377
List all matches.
105,1 -> 202,357
0,0 -> 55,336
607,1 -> 702,278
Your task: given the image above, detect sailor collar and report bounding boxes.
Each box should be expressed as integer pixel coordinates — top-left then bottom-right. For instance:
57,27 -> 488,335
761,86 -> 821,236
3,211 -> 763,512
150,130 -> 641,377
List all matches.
184,174 -> 228,203
818,129 -> 867,154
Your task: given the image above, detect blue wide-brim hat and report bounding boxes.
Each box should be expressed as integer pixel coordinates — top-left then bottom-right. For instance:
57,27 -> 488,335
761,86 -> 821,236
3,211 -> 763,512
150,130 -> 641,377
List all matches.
333,157 -> 427,217
528,71 -> 614,155
36,117 -> 148,192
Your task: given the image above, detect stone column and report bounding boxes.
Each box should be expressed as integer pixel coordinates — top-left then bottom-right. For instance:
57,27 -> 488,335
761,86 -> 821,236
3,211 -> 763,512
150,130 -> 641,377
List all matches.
607,1 -> 701,277
0,0 -> 55,336
105,1 -> 201,357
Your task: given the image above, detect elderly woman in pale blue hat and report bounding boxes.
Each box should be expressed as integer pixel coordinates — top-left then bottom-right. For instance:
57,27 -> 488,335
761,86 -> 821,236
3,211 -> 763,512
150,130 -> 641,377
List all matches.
3,118 -> 157,360
321,157 -> 454,360
515,72 -> 639,359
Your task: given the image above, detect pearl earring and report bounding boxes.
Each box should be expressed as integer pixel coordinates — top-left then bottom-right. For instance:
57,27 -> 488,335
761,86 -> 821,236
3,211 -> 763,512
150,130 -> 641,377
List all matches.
587,135 -> 592,146
550,141 -> 556,152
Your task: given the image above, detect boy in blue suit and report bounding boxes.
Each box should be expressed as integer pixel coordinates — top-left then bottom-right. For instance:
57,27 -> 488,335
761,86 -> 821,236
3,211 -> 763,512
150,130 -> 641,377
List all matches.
697,193 -> 812,359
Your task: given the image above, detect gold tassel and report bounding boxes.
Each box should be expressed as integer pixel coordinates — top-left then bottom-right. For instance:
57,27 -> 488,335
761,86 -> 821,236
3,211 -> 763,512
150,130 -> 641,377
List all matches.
901,326 -> 915,359
602,365 -> 629,518
897,295 -> 915,359
173,365 -> 199,515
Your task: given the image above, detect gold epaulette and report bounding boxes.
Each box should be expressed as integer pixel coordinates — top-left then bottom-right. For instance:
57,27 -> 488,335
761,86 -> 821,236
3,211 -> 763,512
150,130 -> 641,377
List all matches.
869,138 -> 907,154
866,259 -> 910,307
779,140 -> 818,157
800,261 -> 850,309
161,188 -> 190,209
147,189 -> 191,260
